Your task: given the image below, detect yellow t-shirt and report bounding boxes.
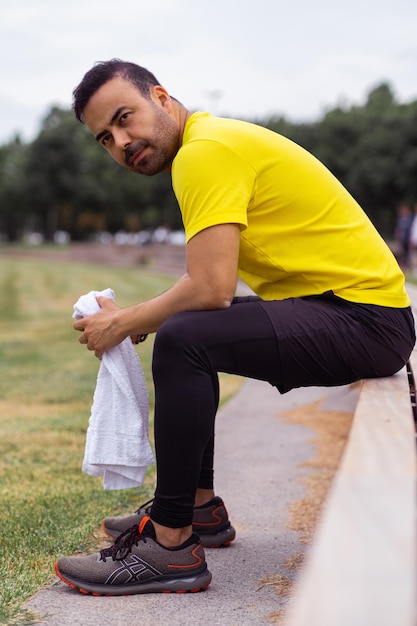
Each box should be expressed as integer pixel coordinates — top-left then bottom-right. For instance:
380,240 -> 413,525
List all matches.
172,112 -> 409,308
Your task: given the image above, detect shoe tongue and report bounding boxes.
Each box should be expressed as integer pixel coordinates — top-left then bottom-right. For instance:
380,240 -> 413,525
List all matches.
139,515 -> 156,538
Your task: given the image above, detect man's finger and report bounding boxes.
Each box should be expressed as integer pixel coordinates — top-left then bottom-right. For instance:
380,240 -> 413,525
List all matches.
73,319 -> 86,332
96,296 -> 117,309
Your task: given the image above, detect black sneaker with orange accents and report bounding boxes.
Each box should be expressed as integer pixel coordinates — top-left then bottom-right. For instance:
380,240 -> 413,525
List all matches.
192,497 -> 236,548
55,516 -> 211,596
103,496 -> 236,548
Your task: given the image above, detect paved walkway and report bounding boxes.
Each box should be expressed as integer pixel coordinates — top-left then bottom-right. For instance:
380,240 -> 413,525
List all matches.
24,378 -> 358,626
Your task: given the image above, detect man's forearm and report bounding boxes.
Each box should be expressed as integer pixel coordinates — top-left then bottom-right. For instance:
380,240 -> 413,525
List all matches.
117,271 -> 234,337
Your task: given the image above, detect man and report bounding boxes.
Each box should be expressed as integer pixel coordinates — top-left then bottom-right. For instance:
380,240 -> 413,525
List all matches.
55,59 -> 415,596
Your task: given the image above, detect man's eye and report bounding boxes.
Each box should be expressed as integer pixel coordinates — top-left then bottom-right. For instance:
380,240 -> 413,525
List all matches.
102,134 -> 112,146
120,112 -> 130,123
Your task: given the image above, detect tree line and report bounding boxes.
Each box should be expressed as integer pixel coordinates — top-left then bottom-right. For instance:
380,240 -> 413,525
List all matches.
0,82 -> 416,243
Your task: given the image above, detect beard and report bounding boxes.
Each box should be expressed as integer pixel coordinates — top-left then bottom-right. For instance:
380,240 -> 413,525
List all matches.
124,104 -> 180,176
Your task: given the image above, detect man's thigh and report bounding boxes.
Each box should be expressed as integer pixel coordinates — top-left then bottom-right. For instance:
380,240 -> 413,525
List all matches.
158,295 -> 364,392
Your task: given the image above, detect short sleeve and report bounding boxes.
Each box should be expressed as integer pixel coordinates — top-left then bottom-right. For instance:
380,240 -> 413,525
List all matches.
172,139 -> 256,242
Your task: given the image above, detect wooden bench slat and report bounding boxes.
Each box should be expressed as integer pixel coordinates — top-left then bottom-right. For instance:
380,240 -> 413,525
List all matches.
285,365 -> 417,626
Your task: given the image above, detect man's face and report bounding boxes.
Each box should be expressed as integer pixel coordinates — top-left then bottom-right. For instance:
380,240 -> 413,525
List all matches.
83,76 -> 180,175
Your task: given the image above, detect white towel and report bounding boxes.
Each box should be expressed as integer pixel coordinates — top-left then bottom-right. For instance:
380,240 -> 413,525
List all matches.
73,288 -> 154,490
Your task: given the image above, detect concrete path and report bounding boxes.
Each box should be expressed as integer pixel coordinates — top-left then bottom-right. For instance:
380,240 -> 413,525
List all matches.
24,379 -> 357,626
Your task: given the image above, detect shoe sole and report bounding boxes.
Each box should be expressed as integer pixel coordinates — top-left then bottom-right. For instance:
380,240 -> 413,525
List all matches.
55,562 -> 212,596
198,525 -> 236,548
102,522 -> 236,549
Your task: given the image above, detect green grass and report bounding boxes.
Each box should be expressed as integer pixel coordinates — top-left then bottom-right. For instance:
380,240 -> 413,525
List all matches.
0,255 -> 242,625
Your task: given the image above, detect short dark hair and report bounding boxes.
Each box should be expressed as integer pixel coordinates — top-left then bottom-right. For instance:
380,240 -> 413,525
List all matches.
72,59 -> 161,122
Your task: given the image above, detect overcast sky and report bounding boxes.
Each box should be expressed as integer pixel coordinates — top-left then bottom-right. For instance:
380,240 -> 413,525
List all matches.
1,0 -> 416,144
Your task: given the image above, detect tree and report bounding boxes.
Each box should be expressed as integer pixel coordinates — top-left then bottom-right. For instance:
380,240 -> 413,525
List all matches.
24,107 -> 90,240
0,136 -> 29,241
345,84 -> 413,233
23,106 -> 181,240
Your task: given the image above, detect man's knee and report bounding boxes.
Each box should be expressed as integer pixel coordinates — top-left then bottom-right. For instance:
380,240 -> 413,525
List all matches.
155,311 -> 201,353
153,312 -> 209,379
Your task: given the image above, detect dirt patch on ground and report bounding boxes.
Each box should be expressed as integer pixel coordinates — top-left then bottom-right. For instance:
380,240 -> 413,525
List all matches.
283,399 -> 355,543
261,396 -> 356,623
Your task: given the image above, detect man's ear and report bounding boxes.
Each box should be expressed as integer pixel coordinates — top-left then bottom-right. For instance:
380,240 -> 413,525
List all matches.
150,85 -> 172,111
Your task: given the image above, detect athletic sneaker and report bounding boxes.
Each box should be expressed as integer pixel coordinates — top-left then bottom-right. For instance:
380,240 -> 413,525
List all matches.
103,496 -> 236,548
55,516 -> 211,596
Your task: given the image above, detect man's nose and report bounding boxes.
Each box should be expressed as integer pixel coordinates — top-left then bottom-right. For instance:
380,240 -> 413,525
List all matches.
113,129 -> 131,150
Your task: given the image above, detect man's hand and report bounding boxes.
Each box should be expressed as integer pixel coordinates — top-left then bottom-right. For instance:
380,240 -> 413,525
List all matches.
73,296 -> 124,359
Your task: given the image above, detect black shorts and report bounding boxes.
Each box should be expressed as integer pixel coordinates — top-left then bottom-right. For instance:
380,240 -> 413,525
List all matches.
257,291 -> 415,392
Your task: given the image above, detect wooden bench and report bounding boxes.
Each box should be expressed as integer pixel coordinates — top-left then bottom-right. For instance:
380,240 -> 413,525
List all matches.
284,355 -> 417,626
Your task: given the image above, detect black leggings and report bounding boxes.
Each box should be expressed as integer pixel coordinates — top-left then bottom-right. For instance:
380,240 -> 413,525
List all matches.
150,294 -> 415,528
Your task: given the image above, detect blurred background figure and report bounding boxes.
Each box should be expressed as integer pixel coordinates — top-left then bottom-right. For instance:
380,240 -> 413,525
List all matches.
409,203 -> 417,272
395,203 -> 413,269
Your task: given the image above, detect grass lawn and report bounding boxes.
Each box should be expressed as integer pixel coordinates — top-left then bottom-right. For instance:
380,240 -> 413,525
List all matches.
0,254 -> 243,625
